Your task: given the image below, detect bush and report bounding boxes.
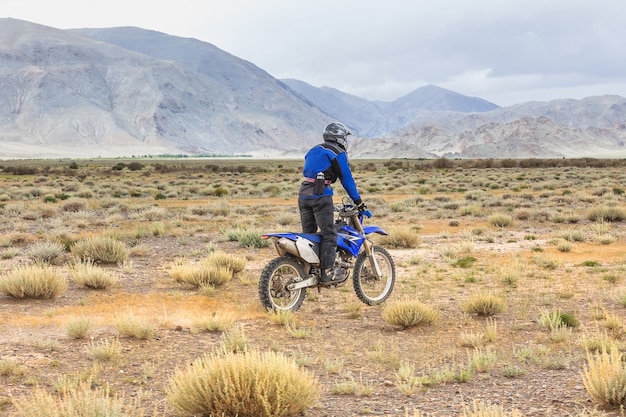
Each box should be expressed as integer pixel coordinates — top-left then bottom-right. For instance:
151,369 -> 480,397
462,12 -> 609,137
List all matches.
65,316 -> 93,339
26,240 -> 66,264
12,381 -> 146,417
0,265 -> 67,299
488,213 -> 513,228
115,313 -> 155,340
377,227 -> 420,249
587,205 -> 626,222
70,236 -> 129,264
166,349 -> 320,417
381,299 -> 439,328
68,259 -> 118,289
582,346 -> 626,406
461,291 -> 506,316
462,399 -> 523,417
206,251 -> 247,274
168,253 -> 243,288
223,227 -> 269,248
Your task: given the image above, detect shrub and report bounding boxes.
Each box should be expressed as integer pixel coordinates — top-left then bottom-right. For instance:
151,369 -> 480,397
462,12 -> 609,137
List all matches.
168,256 -> 236,288
381,299 -> 439,328
582,346 -> 626,406
0,265 -> 67,299
213,186 -> 229,197
377,227 -> 420,249
462,399 -> 523,417
70,236 -> 129,264
538,309 -> 579,331
206,251 -> 247,274
127,162 -> 144,171
12,380 -> 146,417
86,338 -> 122,361
194,312 -> 236,333
166,349 -> 320,417
223,227 -> 269,248
61,199 -> 87,212
467,347 -> 497,373
452,256 -> 477,268
65,316 -> 93,339
587,205 -> 626,222
26,240 -> 66,264
115,314 -> 155,340
461,291 -> 506,316
488,213 -> 513,228
140,206 -> 167,221
68,259 -> 118,289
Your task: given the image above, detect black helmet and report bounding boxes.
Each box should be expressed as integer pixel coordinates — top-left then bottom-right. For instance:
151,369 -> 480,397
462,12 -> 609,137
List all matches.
323,122 -> 351,149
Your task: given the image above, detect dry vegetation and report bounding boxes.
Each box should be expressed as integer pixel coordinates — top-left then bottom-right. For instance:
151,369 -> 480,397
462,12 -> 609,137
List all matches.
1,157 -> 626,416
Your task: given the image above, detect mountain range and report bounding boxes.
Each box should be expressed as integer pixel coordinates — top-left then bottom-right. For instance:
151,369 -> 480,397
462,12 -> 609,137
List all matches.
1,18 -> 626,159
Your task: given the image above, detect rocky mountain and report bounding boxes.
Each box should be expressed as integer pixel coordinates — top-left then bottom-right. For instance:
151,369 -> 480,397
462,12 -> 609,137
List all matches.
1,18 -> 626,159
348,95 -> 626,159
0,19 -> 329,158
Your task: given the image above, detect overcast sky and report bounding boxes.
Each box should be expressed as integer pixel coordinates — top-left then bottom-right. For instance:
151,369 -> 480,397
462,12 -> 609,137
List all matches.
4,0 -> 626,106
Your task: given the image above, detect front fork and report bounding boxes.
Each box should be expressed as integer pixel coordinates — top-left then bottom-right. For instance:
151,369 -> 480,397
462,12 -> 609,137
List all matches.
363,239 -> 382,278
351,214 -> 382,278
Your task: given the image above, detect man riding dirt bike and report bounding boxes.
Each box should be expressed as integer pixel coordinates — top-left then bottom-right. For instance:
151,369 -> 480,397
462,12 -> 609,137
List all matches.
258,123 -> 395,312
297,122 -> 369,285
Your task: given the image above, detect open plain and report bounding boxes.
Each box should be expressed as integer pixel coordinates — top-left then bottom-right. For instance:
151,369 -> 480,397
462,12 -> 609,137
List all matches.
1,157 -> 626,417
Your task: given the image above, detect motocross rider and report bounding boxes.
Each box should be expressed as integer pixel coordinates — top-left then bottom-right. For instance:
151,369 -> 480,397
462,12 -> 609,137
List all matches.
298,122 -> 368,285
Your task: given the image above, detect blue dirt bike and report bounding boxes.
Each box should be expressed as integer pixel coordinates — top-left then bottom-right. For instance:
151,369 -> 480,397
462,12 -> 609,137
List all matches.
259,198 -> 396,312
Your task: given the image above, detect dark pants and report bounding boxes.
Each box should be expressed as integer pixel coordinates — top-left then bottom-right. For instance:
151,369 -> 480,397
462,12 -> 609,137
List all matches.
298,196 -> 336,270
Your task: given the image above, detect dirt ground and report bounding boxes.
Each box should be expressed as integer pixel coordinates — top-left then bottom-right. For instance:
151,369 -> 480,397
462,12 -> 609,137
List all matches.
1,223 -> 624,417
1,160 -> 626,416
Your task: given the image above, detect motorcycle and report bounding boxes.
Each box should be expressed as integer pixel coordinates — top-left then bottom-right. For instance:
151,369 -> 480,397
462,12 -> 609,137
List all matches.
258,198 -> 396,312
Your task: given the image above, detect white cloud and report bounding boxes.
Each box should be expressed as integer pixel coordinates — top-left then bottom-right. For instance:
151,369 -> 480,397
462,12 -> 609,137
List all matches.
4,0 -> 626,106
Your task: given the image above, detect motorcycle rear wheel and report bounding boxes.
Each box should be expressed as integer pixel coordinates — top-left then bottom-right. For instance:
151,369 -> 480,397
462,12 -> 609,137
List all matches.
259,256 -> 307,312
353,246 -> 395,305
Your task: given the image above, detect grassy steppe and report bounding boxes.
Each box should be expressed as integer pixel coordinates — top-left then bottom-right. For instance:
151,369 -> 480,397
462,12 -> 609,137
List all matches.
1,157 -> 626,416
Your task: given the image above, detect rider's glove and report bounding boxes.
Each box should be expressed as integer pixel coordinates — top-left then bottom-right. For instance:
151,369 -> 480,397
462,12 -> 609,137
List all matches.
356,201 -> 368,213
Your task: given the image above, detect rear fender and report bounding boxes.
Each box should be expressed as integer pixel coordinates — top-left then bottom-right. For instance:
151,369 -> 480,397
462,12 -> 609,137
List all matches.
263,233 -> 320,264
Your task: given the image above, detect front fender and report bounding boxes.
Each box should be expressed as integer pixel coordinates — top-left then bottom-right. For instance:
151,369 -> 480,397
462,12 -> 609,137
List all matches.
363,225 -> 388,236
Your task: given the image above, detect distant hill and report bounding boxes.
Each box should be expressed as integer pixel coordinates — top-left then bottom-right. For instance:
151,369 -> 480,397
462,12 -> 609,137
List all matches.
0,19 -> 328,158
1,18 -> 626,159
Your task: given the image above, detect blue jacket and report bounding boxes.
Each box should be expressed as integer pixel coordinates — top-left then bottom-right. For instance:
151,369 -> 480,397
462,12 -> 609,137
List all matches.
298,142 -> 361,204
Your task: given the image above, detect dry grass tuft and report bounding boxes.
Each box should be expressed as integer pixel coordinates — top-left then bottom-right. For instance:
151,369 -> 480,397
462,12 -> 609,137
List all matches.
587,205 -> 626,222
206,251 -> 247,274
12,380 -> 148,417
381,299 -> 439,328
582,346 -> 626,406
25,240 -> 66,264
193,312 -> 236,333
115,313 -> 156,340
168,252 -> 246,288
462,399 -> 523,416
488,213 -> 514,228
461,291 -> 506,316
68,259 -> 118,289
65,316 -> 93,339
70,235 -> 129,264
0,264 -> 67,299
166,349 -> 320,417
377,227 -> 420,249
86,338 -> 122,361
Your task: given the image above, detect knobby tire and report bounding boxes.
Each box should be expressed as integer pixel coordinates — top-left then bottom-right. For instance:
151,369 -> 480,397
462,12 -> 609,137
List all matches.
353,246 -> 395,305
258,256 -> 307,312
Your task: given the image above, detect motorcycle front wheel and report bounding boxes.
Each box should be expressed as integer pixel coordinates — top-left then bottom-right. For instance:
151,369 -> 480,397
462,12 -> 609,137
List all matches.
353,246 -> 395,305
259,256 -> 307,312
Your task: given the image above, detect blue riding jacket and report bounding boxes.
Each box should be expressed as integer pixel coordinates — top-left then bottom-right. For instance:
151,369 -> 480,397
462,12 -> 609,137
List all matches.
299,141 -> 361,204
